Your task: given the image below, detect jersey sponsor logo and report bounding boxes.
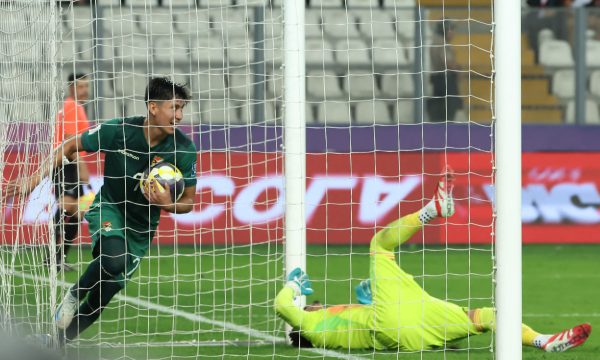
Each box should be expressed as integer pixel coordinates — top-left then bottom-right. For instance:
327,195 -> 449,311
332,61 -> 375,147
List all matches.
118,149 -> 140,160
102,221 -> 112,232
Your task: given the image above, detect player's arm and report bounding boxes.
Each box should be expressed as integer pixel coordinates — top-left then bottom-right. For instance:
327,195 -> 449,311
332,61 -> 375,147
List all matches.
146,184 -> 195,214
3,135 -> 85,199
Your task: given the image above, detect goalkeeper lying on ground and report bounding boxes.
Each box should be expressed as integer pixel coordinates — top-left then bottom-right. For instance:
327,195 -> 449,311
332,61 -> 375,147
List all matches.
275,170 -> 592,352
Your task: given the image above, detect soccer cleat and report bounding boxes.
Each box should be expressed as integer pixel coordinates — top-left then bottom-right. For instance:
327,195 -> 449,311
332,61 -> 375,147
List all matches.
54,291 -> 79,330
355,279 -> 372,305
287,267 -> 314,296
542,323 -> 592,352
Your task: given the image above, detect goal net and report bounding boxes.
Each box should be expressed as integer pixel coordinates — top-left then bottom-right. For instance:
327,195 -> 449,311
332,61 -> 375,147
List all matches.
0,0 -> 496,358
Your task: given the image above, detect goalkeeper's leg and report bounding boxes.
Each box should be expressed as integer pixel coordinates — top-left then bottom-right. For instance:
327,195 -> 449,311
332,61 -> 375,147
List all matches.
470,308 -> 592,352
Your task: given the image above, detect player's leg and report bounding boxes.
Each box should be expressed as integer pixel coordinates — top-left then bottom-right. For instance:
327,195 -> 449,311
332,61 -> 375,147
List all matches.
469,308 -> 592,352
63,236 -> 127,340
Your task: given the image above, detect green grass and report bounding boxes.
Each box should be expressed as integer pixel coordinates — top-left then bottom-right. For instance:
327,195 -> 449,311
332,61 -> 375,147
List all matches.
6,244 -> 599,359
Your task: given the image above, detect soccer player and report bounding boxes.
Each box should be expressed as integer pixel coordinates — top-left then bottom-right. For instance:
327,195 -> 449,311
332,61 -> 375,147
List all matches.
5,77 -> 197,342
48,73 -> 92,271
276,171 -> 592,352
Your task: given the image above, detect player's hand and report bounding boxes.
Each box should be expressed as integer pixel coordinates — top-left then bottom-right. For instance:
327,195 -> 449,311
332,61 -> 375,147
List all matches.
287,267 -> 314,296
146,179 -> 173,207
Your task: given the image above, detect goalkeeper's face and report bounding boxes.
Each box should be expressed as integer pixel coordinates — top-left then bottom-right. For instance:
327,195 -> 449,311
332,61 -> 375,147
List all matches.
149,98 -> 186,135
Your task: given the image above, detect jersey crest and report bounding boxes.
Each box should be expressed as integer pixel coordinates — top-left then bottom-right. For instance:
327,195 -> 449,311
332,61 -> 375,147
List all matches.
151,156 -> 164,166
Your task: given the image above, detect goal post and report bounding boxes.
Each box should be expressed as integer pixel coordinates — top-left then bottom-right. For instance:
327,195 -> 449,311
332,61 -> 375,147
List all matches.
494,0 -> 522,358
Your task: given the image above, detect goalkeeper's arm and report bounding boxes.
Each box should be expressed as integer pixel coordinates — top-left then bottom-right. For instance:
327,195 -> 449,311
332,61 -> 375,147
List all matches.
4,135 -> 86,199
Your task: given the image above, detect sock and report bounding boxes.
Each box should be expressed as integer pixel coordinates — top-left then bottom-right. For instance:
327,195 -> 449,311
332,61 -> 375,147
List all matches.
418,199 -> 438,224
62,216 -> 79,258
531,332 -> 551,349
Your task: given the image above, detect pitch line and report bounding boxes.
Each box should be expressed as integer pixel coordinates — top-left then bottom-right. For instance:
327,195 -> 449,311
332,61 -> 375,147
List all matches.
14,271 -> 366,360
524,313 -> 600,318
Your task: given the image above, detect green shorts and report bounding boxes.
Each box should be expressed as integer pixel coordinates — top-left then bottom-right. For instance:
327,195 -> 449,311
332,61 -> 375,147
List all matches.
85,201 -> 157,287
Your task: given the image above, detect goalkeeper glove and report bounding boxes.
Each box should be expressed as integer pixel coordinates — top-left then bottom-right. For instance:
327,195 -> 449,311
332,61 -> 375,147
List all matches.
287,267 -> 314,296
355,279 -> 372,305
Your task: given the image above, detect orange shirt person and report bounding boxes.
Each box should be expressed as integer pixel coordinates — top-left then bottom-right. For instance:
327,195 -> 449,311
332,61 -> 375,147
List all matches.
48,73 -> 91,271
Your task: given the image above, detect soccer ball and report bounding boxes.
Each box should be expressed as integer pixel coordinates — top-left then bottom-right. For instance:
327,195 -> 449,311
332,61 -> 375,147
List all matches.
140,162 -> 185,202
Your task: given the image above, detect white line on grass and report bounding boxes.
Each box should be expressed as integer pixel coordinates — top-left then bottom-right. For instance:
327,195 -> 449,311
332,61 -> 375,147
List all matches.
524,313 -> 600,318
14,271 -> 365,360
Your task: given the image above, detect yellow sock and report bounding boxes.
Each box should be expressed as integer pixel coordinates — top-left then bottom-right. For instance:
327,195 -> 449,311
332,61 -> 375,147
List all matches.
470,308 -> 547,348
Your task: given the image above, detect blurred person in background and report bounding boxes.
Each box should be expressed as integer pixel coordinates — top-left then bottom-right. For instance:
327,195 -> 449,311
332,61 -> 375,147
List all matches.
47,73 -> 92,271
428,21 -> 463,122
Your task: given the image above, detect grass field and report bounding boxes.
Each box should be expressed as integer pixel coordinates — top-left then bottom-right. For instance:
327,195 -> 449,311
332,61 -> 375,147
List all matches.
6,244 -> 599,359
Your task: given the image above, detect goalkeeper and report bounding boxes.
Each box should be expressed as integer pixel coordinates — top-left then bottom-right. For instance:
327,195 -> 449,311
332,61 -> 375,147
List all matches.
276,170 -> 591,353
4,77 -> 198,342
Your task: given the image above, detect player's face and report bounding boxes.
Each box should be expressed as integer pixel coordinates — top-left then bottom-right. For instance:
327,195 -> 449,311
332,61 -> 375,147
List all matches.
149,98 -> 186,135
71,78 -> 89,103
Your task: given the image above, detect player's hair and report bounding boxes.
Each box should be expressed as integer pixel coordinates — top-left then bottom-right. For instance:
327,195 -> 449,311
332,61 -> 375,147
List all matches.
144,77 -> 191,105
288,330 -> 313,348
67,73 -> 87,84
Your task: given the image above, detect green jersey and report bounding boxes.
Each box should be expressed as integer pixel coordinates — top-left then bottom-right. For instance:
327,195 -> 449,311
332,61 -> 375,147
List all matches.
80,116 -> 197,231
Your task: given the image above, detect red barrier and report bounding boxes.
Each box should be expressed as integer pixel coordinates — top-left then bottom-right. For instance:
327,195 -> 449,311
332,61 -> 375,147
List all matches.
4,151 -> 600,245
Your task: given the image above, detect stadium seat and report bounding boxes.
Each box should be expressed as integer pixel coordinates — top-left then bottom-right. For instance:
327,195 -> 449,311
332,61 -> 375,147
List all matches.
123,99 -> 147,117
228,70 -> 253,99
227,39 -> 253,64
203,0 -> 235,6
305,10 -> 323,39
380,72 -> 414,99
239,100 -> 277,124
64,7 -> 93,38
191,37 -> 225,64
236,0 -> 269,5
138,10 -> 175,36
306,71 -> 344,99
344,72 -> 376,99
174,9 -> 211,35
345,0 -> 379,7
127,0 -> 160,5
151,67 -> 189,84
316,101 -> 352,125
97,99 -> 125,122
393,99 -> 415,123
201,99 -> 242,125
354,10 -> 395,40
372,39 -> 410,67
566,99 -> 600,124
305,38 -> 335,66
101,8 -> 136,38
590,71 -> 600,97
116,35 -> 153,65
334,39 -> 370,66
537,28 -> 554,47
587,40 -> 600,67
539,40 -> 574,68
191,70 -> 227,100
154,36 -> 188,63
355,101 -> 392,125
114,72 -> 149,98
551,70 -> 575,99
266,71 -> 283,98
162,0 -> 199,6
321,10 -> 361,40
310,0 -> 344,7
212,10 -> 251,39
305,102 -> 317,123
58,40 -> 76,62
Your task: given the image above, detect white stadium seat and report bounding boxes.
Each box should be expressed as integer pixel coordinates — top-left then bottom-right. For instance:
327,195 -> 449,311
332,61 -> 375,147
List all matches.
355,101 -> 392,125
355,10 -> 396,39
590,71 -> 600,97
240,100 -> 277,124
566,99 -> 600,124
539,40 -> 574,68
393,99 -> 415,123
138,10 -> 175,36
305,10 -> 323,39
306,71 -> 344,99
551,70 -> 575,99
305,38 -> 335,66
200,99 -> 241,125
191,37 -> 225,64
191,70 -> 227,100
537,28 -> 554,47
310,0 -> 343,7
380,72 -> 414,99
372,39 -> 410,67
154,36 -> 188,63
316,101 -> 352,125
344,72 -> 376,99
114,72 -> 148,98
228,70 -> 253,99
587,40 -> 600,67
321,10 -> 361,39
335,39 -> 370,66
